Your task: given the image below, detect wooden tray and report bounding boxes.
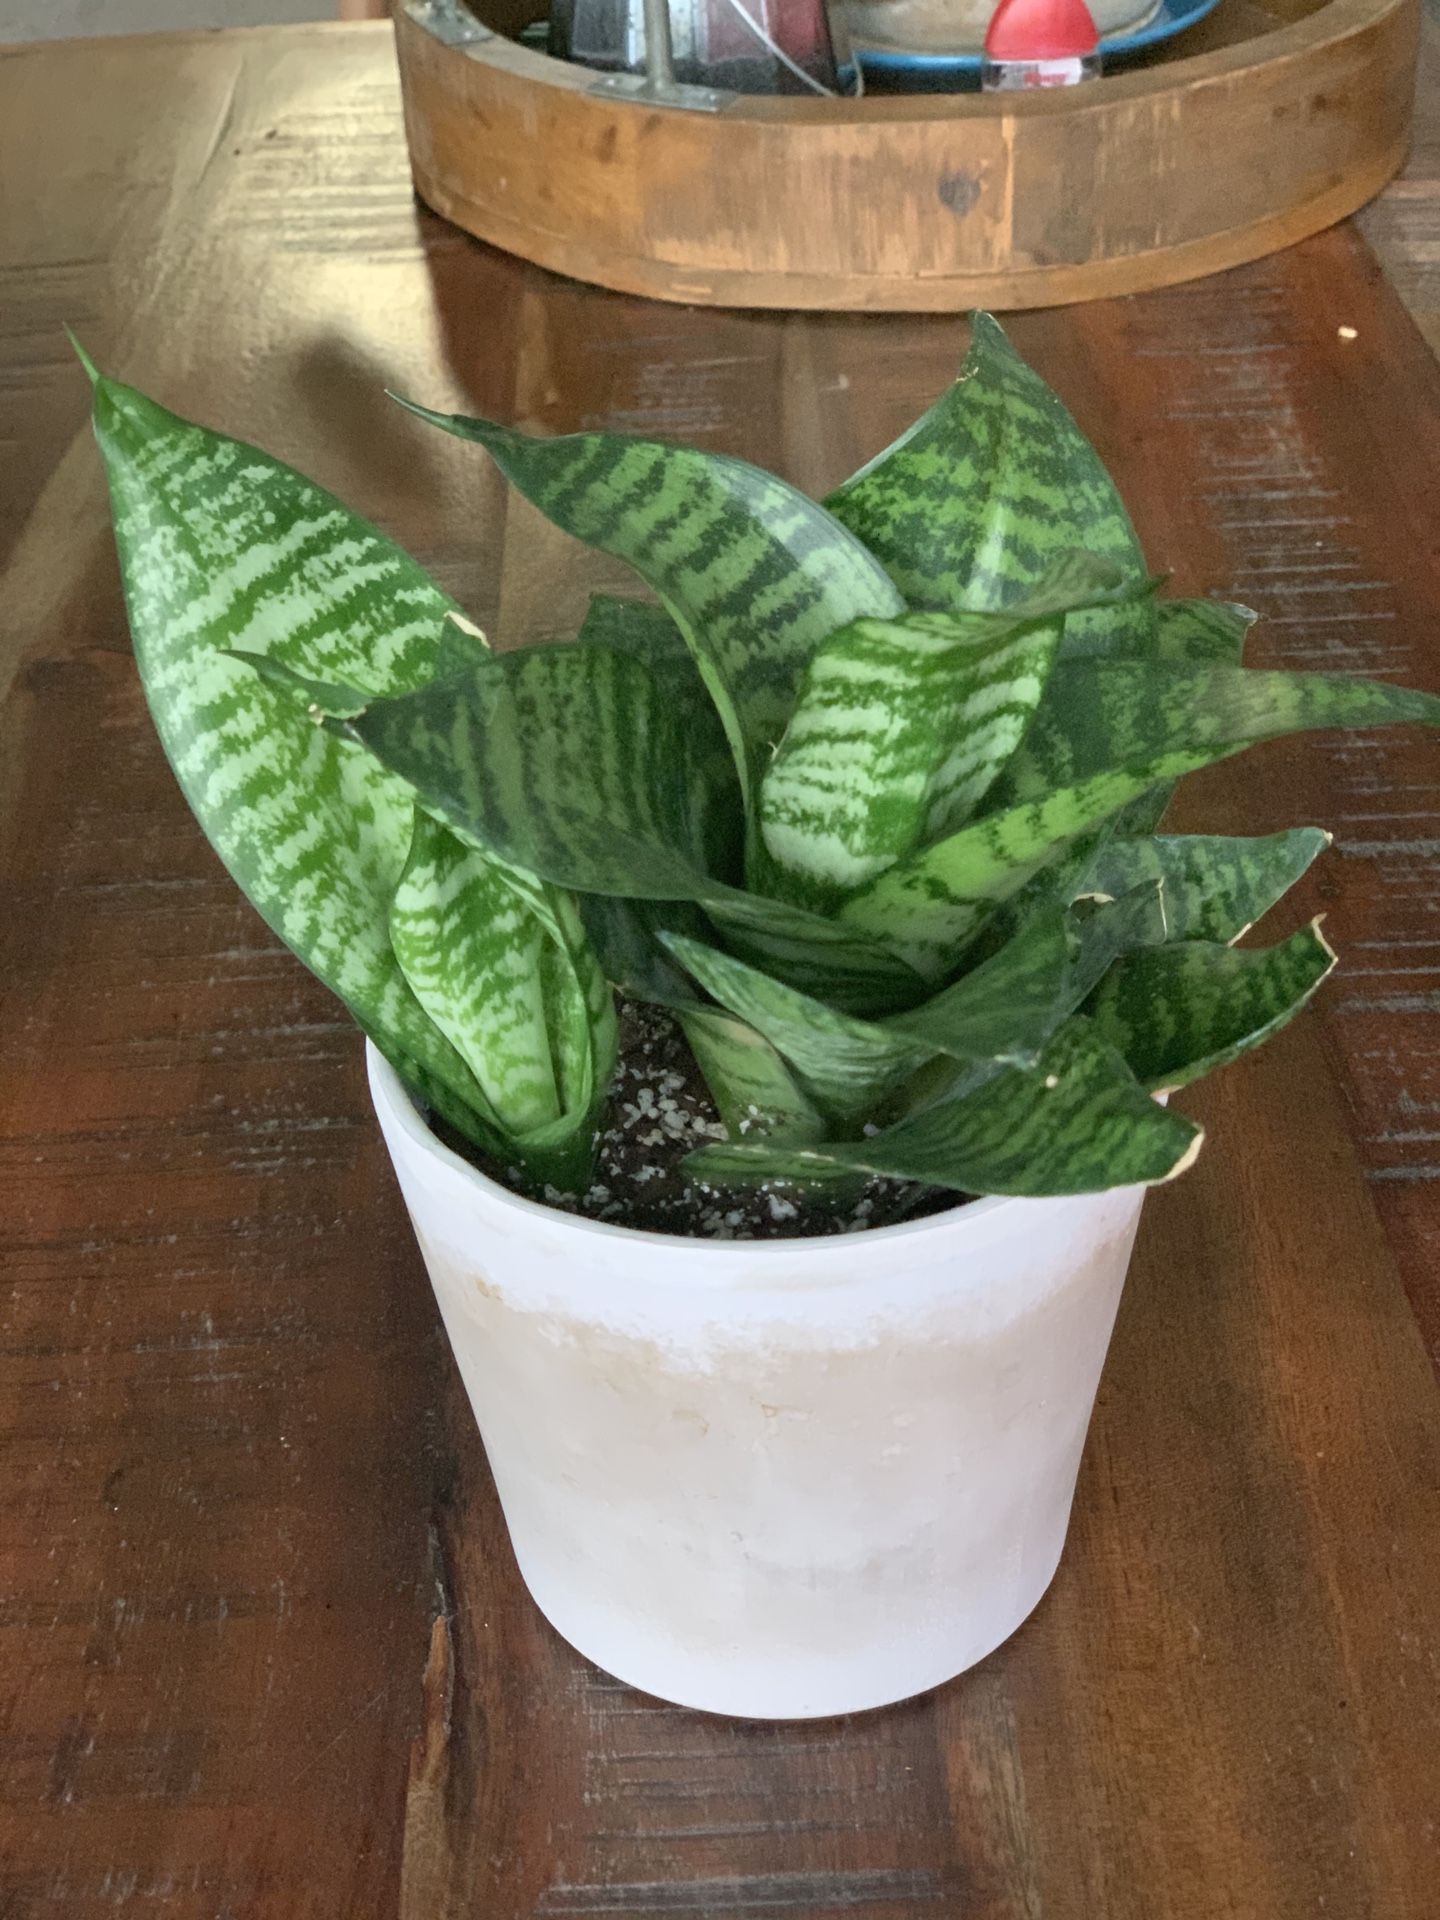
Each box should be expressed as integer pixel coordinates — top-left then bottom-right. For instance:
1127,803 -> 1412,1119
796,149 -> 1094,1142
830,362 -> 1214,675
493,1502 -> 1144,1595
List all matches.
394,0 -> 1419,309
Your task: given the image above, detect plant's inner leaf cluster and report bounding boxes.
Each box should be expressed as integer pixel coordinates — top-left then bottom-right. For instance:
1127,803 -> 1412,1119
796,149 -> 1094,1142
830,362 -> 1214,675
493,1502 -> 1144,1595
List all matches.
88,316 -> 1440,1213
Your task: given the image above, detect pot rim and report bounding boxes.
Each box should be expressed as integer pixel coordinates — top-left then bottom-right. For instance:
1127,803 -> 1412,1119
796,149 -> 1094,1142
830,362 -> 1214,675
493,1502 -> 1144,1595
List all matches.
366,1040 -> 1033,1255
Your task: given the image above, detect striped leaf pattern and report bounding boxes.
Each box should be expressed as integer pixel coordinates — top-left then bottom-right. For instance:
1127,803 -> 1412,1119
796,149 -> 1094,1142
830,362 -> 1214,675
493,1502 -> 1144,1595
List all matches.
839,638 -> 1426,980
341,643 -> 732,901
663,933 -> 932,1122
883,905 -> 1077,1064
837,756 -> 1213,980
688,1019 -> 1202,1198
574,897 -> 825,1144
1086,921 -> 1336,1091
573,594 -> 743,878
1066,883 -> 1169,1001
389,814 -> 617,1176
839,664 -> 1440,981
827,313 -> 1153,657
93,319 -> 1440,1211
1058,594 -> 1254,666
252,648 -> 937,1019
575,592 -> 683,657
390,813 -> 561,1132
1080,830 -> 1330,944
996,660 -> 1440,804
87,367 -> 525,1148
697,885 -> 931,1014
1149,599 -> 1255,666
394,398 -> 903,801
1088,601 -> 1257,835
664,902 -> 1091,1123
757,554 -> 1139,910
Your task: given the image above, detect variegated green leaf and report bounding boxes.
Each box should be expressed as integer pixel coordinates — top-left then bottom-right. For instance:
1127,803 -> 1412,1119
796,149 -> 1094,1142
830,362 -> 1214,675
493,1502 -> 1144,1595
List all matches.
688,1018 -> 1201,1197
826,313 -> 1152,657
388,811 -> 614,1154
884,903 -> 1077,1062
1149,599 -> 1255,666
572,594 -> 742,878
393,397 -> 903,803
1060,593 -> 1254,665
579,893 -> 707,1010
1079,830 -> 1330,945
1086,920 -> 1336,1091
432,610 -> 493,678
678,1007 -> 827,1146
573,896 -> 823,1144
663,932 -> 932,1122
340,643 -> 732,900
665,901 -> 1090,1123
575,592 -> 683,657
996,660 -> 1440,804
390,813 -> 561,1133
1087,600 -> 1259,836
390,827 -> 612,1192
853,662 -> 1440,980
838,757 -> 1211,981
756,553 -> 1140,910
85,364 -> 526,1153
245,646 -> 934,1019
544,890 -> 620,1118
698,886 -> 931,1015
1065,882 -> 1168,1000
670,889 -> 1175,1136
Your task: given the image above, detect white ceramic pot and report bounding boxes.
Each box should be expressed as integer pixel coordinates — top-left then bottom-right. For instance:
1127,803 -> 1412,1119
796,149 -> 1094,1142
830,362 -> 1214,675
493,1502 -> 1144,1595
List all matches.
368,1042 -> 1149,1719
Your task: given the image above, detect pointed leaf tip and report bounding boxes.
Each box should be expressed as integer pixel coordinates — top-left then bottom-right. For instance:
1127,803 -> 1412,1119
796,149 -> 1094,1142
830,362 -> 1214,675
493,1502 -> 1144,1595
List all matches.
387,389 -> 459,434
66,327 -> 100,386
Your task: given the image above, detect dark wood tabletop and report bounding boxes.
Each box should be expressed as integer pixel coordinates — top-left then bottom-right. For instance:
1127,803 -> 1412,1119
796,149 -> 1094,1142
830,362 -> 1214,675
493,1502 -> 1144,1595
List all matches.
3,19 -> 1440,1920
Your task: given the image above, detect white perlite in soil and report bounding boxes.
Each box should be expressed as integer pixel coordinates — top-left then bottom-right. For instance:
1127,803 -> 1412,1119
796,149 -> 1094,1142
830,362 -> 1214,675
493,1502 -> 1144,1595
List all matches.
448,1002 -> 958,1241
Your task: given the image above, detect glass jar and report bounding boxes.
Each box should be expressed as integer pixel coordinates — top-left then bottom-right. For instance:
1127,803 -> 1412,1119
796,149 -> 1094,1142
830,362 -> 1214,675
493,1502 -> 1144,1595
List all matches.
551,0 -> 852,96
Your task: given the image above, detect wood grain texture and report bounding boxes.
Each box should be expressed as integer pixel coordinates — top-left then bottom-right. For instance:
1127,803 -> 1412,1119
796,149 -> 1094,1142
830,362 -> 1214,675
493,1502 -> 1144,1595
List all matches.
2,23 -> 1439,1919
392,0 -> 1420,311
1359,0 -> 1440,348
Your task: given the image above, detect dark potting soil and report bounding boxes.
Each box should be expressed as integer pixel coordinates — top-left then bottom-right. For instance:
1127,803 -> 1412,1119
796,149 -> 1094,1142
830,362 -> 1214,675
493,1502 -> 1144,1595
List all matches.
434,1002 -> 962,1241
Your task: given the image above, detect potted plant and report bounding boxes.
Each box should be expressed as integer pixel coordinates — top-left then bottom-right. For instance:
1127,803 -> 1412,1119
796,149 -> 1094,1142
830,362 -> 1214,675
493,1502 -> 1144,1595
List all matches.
81,318 -> 1439,1718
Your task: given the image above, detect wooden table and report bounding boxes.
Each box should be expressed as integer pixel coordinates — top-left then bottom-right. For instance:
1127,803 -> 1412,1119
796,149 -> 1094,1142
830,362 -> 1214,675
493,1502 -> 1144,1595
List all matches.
3,21 -> 1439,1919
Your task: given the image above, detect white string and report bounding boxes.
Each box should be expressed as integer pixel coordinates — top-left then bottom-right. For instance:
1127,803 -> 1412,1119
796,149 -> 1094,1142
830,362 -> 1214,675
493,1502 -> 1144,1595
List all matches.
710,0 -> 859,98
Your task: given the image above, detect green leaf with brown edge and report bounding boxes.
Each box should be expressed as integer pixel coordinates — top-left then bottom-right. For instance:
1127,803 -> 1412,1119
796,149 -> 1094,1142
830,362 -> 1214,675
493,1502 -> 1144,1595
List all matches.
1079,829 -> 1331,945
687,1018 -> 1202,1198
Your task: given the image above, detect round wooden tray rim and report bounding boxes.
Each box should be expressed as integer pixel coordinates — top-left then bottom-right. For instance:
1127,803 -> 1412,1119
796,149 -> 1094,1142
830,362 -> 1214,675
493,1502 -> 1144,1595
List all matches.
429,0 -> 1401,125
397,0 -> 1418,309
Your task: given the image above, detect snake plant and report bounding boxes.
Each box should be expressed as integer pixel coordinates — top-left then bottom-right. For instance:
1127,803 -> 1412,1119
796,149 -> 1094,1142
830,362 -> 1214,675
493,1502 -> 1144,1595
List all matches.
84,317 -> 1440,1208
